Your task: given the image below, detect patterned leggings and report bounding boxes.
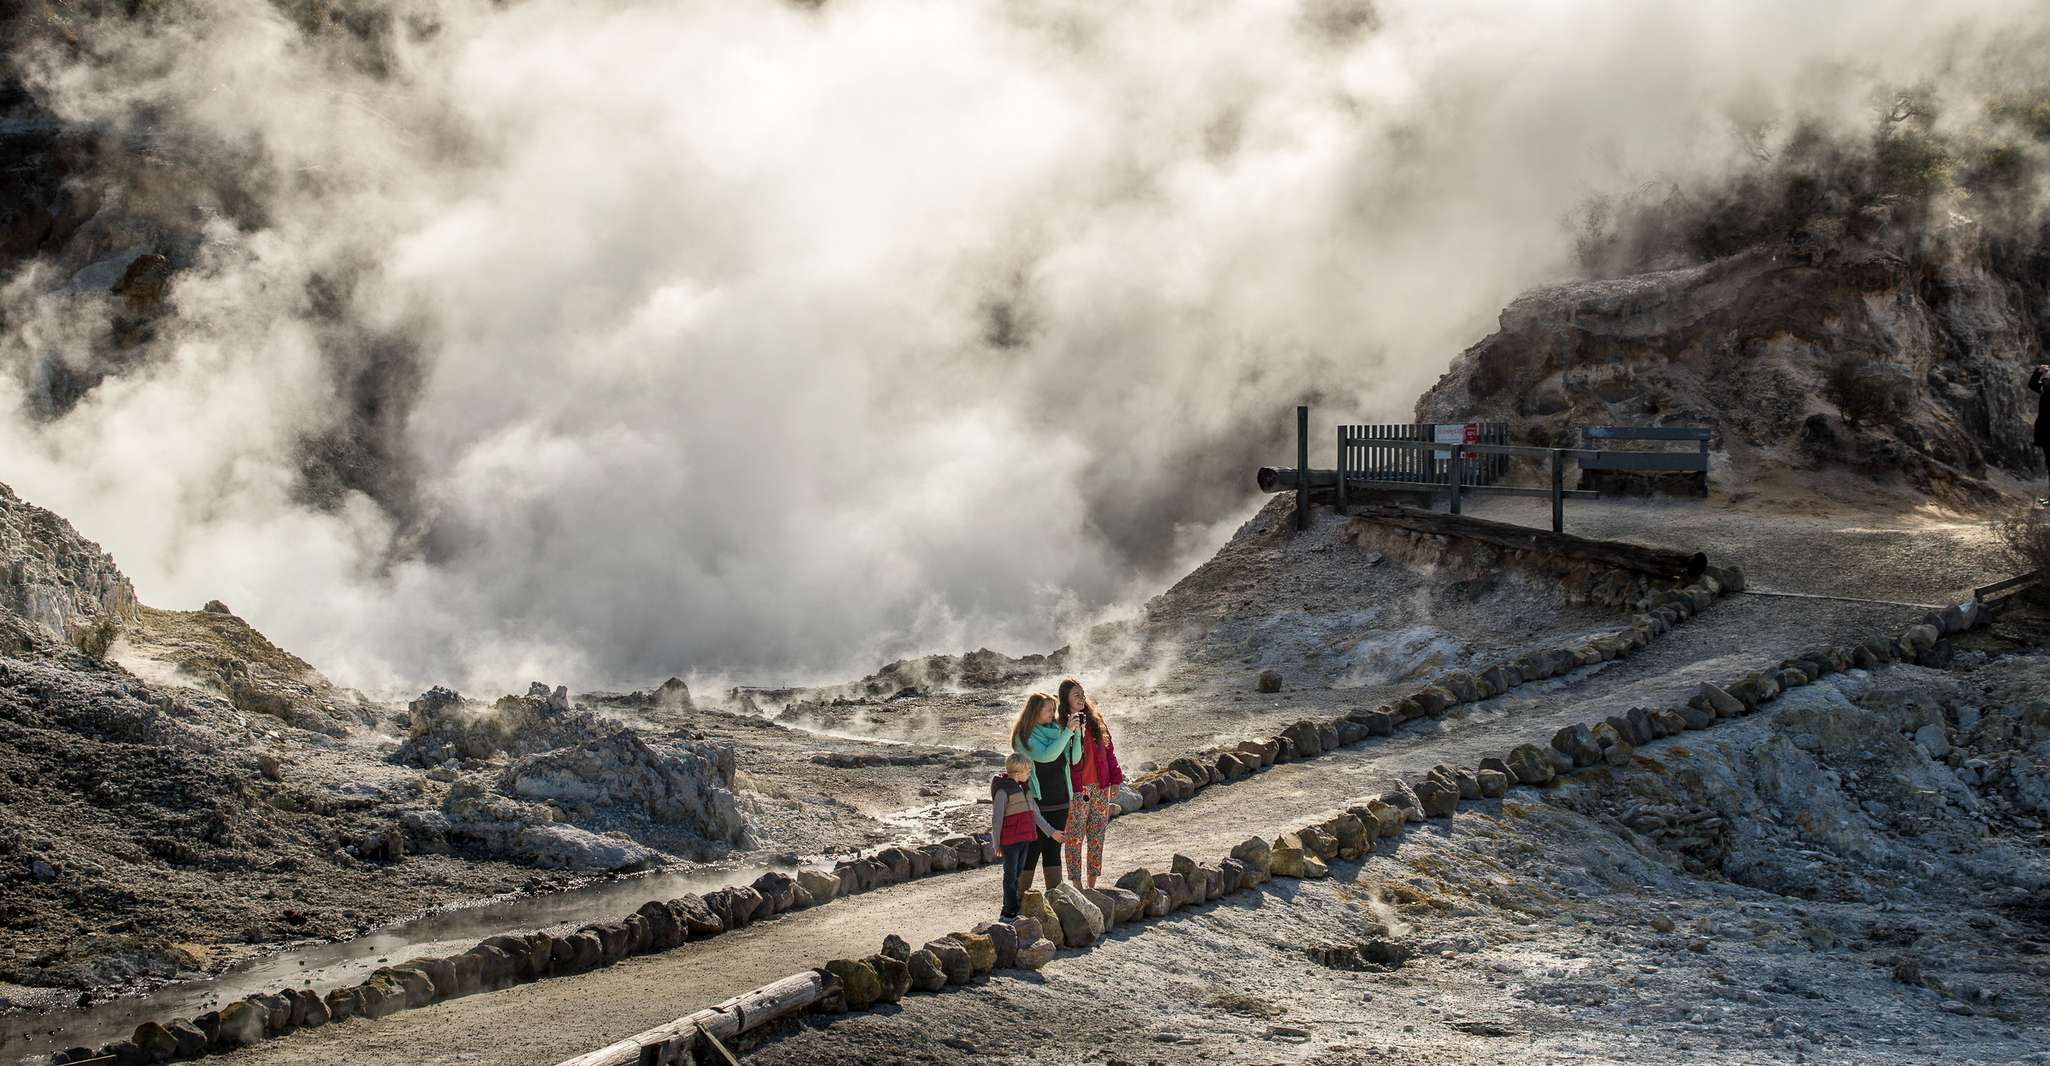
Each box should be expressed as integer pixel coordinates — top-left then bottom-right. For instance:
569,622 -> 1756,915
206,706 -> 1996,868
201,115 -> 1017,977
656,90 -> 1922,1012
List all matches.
1063,784 -> 1113,887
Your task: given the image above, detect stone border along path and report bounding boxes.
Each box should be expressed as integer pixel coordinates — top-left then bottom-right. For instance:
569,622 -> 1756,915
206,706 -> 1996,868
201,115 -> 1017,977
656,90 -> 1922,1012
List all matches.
48,557 -> 1745,1066
557,595 -> 1997,1066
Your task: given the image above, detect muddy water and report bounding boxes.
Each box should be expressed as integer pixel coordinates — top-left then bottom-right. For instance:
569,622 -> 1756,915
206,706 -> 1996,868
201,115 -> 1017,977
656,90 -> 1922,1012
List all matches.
0,862 -> 801,1064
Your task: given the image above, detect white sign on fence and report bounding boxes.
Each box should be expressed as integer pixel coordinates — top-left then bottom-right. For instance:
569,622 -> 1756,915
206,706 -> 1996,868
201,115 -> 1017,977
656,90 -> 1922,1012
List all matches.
1432,423 -> 1470,460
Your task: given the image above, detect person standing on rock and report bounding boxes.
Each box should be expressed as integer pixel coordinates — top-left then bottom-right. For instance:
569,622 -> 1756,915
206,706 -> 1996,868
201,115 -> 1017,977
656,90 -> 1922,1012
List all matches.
1011,691 -> 1079,892
991,753 -> 1065,919
1058,678 -> 1123,890
2031,363 -> 2050,504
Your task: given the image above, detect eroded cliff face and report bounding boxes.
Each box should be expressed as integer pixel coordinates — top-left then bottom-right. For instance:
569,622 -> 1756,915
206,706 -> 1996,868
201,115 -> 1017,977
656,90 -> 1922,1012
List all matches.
1417,217 -> 2049,501
0,480 -> 138,645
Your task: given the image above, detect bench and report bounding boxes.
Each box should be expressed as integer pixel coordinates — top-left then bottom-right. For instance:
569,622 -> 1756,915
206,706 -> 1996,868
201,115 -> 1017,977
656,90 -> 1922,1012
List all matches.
1579,425 -> 1711,497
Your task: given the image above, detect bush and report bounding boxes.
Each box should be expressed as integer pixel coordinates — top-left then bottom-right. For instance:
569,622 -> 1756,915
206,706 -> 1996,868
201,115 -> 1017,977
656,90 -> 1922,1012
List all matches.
1995,510 -> 2050,602
1826,354 -> 1913,427
76,616 -> 120,659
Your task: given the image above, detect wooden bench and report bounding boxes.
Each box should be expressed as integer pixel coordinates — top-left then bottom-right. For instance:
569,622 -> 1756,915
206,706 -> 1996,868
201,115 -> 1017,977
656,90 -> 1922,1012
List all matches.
1579,425 -> 1710,496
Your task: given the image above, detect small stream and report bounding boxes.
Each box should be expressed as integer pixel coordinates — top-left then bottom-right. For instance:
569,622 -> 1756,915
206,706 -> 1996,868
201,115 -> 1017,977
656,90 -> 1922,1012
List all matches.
0,862 -> 787,1064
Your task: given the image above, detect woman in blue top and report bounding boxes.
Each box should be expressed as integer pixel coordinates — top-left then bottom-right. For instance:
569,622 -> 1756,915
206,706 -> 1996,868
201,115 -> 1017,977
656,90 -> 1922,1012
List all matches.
1009,691 -> 1081,892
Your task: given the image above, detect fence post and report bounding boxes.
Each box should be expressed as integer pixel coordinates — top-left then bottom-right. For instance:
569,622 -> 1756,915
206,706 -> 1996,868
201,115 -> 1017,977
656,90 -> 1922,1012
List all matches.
1550,449 -> 1564,534
1447,450 -> 1463,515
1335,425 -> 1348,517
1295,405 -> 1309,532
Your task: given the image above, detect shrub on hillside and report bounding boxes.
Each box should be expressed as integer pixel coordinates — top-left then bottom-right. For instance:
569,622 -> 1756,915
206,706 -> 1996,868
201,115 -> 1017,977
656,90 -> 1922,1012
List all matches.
77,617 -> 119,660
1995,509 -> 2050,603
1826,354 -> 1913,427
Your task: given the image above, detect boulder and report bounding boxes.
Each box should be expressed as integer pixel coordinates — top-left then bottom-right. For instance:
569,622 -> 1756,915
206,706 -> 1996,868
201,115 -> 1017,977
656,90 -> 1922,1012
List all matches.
923,937 -> 974,984
1020,890 -> 1062,947
1412,686 -> 1454,717
823,959 -> 882,1010
1316,721 -> 1342,751
920,843 -> 958,873
869,953 -> 911,1003
970,921 -> 1019,968
1903,623 -> 1940,652
1257,669 -> 1283,692
1269,847 -> 1308,878
1115,868 -> 1158,911
1081,888 -> 1119,929
1413,778 -> 1459,818
636,902 -> 685,952
322,989 -> 362,1024
213,1000 -> 268,1048
1505,744 -> 1556,786
1474,768 -> 1509,797
1050,881 -> 1107,945
1363,798 -> 1405,837
1552,723 -> 1602,767
1653,709 -> 1690,736
1326,815 -> 1368,858
1283,721 -> 1322,758
951,931 -> 999,974
795,869 -> 839,906
167,1020 -> 208,1057
1624,707 -> 1658,744
1154,871 -> 1193,910
1678,704 -> 1717,730
906,949 -> 948,992
1697,682 -> 1745,717
1014,938 -> 1057,970
1301,854 -> 1330,878
132,1022 -> 180,1061
1230,836 -> 1273,872
881,933 -> 912,961
752,872 -> 801,913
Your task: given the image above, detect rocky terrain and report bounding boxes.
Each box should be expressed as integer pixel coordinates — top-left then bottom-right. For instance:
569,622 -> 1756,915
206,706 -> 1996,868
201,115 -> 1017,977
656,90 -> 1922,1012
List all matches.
745,640 -> 2050,1066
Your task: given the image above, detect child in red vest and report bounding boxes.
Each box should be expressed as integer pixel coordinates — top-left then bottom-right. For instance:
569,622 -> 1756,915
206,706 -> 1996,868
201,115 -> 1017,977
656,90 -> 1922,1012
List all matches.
992,753 -> 1064,919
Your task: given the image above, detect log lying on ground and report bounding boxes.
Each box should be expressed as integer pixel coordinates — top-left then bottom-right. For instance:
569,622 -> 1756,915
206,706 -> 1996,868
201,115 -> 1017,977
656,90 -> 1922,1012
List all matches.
556,971 -> 823,1066
1343,503 -> 1707,580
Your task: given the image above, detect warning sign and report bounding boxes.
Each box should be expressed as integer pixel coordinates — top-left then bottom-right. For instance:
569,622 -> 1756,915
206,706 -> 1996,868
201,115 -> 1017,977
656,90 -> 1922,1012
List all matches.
1432,422 -> 1478,460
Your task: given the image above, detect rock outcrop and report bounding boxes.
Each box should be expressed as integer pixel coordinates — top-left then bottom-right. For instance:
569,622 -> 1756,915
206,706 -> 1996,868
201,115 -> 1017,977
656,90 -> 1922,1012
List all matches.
1417,224 -> 2043,501
0,482 -> 138,645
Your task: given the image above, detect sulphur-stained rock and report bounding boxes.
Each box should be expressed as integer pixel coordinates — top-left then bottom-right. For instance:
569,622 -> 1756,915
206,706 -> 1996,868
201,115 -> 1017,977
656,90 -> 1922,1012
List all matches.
1050,881 -> 1107,945
1269,846 -> 1308,878
906,948 -> 947,992
824,958 -> 882,1010
1020,890 -> 1062,947
1475,768 -> 1509,797
1011,916 -> 1043,944
869,953 -> 910,1003
951,931 -> 998,974
1301,854 -> 1330,878
970,921 -> 1018,968
1014,938 -> 1057,970
924,937 -> 973,984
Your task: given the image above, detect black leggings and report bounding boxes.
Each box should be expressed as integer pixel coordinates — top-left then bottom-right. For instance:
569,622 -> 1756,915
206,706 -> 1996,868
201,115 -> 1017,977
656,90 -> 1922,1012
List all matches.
1001,842 -> 1033,917
1030,806 -> 1066,883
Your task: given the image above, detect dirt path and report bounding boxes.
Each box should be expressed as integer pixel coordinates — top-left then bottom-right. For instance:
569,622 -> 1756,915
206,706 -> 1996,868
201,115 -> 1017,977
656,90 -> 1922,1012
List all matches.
210,587 -> 1917,1066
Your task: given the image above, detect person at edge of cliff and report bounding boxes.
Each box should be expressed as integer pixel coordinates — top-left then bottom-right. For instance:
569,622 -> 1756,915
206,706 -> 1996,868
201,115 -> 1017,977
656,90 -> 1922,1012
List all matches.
1010,690 -> 1079,893
1058,677 -> 1124,890
991,752 -> 1065,919
2032,363 -> 2050,505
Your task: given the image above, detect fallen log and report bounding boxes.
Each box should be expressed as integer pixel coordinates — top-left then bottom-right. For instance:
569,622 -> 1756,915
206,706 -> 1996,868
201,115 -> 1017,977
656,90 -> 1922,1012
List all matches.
554,971 -> 822,1066
1344,503 -> 1707,580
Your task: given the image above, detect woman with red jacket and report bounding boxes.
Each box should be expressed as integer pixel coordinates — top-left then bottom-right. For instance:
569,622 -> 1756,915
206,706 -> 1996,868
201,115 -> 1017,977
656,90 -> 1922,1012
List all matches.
1058,678 -> 1123,889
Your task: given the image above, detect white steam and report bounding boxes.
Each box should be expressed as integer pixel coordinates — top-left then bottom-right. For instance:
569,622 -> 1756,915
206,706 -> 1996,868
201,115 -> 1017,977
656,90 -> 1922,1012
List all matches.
1,0 -> 2042,692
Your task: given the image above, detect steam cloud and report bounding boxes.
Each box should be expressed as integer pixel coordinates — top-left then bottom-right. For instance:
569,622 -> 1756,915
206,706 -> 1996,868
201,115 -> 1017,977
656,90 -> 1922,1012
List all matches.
1,0 -> 2043,693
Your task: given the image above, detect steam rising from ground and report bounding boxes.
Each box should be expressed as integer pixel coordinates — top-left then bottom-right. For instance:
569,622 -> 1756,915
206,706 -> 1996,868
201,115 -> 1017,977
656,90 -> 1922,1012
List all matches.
1,0 -> 2043,691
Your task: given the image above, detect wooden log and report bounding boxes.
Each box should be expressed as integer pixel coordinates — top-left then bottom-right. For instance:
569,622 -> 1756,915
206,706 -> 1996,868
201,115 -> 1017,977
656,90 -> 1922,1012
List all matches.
1343,502 -> 1707,579
554,972 -> 821,1066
